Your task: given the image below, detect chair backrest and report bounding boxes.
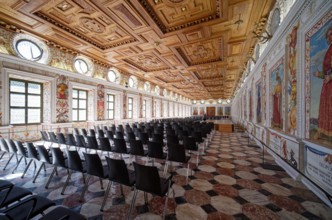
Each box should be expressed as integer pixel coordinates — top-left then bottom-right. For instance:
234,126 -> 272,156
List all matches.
0,138 -> 10,152
126,132 -> 136,142
167,135 -> 179,145
99,137 -> 112,152
36,145 -> 51,164
73,128 -> 80,136
193,131 -> 203,143
183,136 -> 197,151
129,139 -> 144,156
106,130 -> 114,140
66,150 -> 83,172
7,139 -> 17,153
15,141 -> 27,157
113,138 -> 127,154
139,132 -> 149,145
152,133 -> 163,144
115,131 -> 124,139
133,162 -> 162,195
50,147 -> 66,167
83,153 -> 105,178
48,132 -> 58,142
26,143 -> 39,160
81,128 -> 88,138
75,135 -> 86,148
89,129 -> 96,137
57,133 -> 66,145
86,136 -> 99,150
40,131 -> 49,141
105,157 -> 132,186
66,133 -> 76,146
97,129 -> 105,138
167,143 -> 186,163
147,141 -> 164,159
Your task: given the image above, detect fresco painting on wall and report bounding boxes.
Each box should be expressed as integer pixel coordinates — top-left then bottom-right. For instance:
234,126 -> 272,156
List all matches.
256,81 -> 262,124
287,23 -> 299,135
217,107 -> 223,116
199,107 -> 205,116
193,107 -> 198,115
56,75 -> 69,123
262,63 -> 267,124
123,91 -> 127,119
249,90 -> 253,121
97,84 -> 105,121
306,11 -> 332,146
224,107 -> 231,116
270,59 -> 284,130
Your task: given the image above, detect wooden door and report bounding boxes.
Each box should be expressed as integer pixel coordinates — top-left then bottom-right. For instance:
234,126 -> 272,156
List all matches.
206,107 -> 215,117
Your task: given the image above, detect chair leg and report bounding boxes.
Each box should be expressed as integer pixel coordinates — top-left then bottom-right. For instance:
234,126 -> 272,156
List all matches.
120,184 -> 124,197
45,166 -> 57,189
61,170 -> 72,195
12,156 -> 23,174
33,162 -> 45,183
163,161 -> 168,176
100,181 -> 112,212
82,172 -> 86,184
80,175 -> 92,202
21,159 -> 33,178
186,163 -> 190,185
127,188 -> 138,220
0,152 -> 5,161
99,178 -> 104,189
3,153 -> 14,170
162,181 -> 171,220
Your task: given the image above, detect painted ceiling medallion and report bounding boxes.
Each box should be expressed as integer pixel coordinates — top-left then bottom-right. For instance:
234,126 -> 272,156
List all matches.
166,0 -> 185,3
57,1 -> 73,12
80,17 -> 105,33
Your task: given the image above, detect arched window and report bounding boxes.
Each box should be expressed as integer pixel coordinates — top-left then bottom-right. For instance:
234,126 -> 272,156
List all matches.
218,99 -> 222,104
74,55 -> 94,76
270,8 -> 281,35
13,34 -> 49,64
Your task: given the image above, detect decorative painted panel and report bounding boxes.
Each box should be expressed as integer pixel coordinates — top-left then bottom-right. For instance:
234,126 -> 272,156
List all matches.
249,89 -> 253,121
49,47 -> 75,72
270,58 -> 284,130
97,84 -> 105,120
123,91 -> 127,119
43,82 -> 51,123
139,93 -> 143,118
262,63 -> 267,125
305,11 -> 332,147
256,80 -> 262,124
56,75 -> 69,123
286,22 -> 299,135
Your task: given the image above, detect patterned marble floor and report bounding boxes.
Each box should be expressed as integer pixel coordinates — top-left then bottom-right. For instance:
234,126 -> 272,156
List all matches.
1,132 -> 331,220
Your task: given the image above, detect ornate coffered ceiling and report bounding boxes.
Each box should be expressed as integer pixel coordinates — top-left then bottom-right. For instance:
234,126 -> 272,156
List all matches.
0,0 -> 275,100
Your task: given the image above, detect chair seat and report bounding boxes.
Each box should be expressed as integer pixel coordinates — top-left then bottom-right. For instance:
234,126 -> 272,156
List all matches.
0,180 -> 12,190
39,206 -> 86,220
0,186 -> 32,207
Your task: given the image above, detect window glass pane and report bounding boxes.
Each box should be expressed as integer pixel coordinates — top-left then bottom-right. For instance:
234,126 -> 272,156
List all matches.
10,81 -> 25,93
28,83 -> 41,94
72,110 -> 78,121
10,94 -> 26,107
10,109 -> 25,124
128,105 -> 132,111
28,95 -> 41,107
79,110 -> 86,121
79,100 -> 86,108
108,103 -> 114,109
74,59 -> 88,74
128,111 -> 132,118
79,90 -> 87,99
72,90 -> 78,98
108,70 -> 116,82
128,78 -> 134,88
16,40 -> 42,61
109,110 -> 114,119
28,109 -> 41,123
72,99 -> 78,108
108,95 -> 114,101
128,98 -> 133,104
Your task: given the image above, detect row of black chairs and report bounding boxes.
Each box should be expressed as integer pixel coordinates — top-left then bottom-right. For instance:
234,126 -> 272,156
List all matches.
0,179 -> 86,220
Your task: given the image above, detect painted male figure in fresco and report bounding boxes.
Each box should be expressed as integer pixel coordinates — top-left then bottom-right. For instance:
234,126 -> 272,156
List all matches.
272,71 -> 282,128
314,25 -> 332,139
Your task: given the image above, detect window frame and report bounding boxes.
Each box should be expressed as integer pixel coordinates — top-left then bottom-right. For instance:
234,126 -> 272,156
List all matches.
15,39 -> 43,62
72,88 -> 88,122
128,97 -> 133,119
9,78 -> 43,125
107,94 -> 115,120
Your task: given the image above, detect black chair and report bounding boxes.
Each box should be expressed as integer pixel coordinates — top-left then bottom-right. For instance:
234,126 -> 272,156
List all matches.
33,145 -> 52,183
165,143 -> 191,184
75,135 -> 87,152
125,132 -> 136,143
81,128 -> 88,139
57,133 -> 67,149
183,136 -> 200,166
167,134 -> 179,145
99,137 -> 113,157
101,157 -> 135,211
66,133 -> 77,149
80,153 -> 108,202
152,133 -> 164,145
129,139 -> 146,161
45,147 -> 68,189
139,132 -> 149,145
113,138 -> 128,156
22,143 -> 39,178
0,193 -> 55,220
13,141 -> 27,173
0,138 -> 14,170
39,206 -> 87,220
89,129 -> 96,137
147,141 -> 166,167
40,131 -> 50,146
97,129 -> 105,138
48,132 -> 58,147
128,162 -> 173,219
61,150 -> 86,195
86,136 -> 100,153
73,128 -> 80,136
7,139 -> 19,173
0,183 -> 32,209
115,131 -> 124,139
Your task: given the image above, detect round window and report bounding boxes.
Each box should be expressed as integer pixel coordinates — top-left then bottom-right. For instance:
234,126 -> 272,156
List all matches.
74,58 -> 89,74
128,77 -> 135,88
108,70 -> 116,82
16,39 -> 43,61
